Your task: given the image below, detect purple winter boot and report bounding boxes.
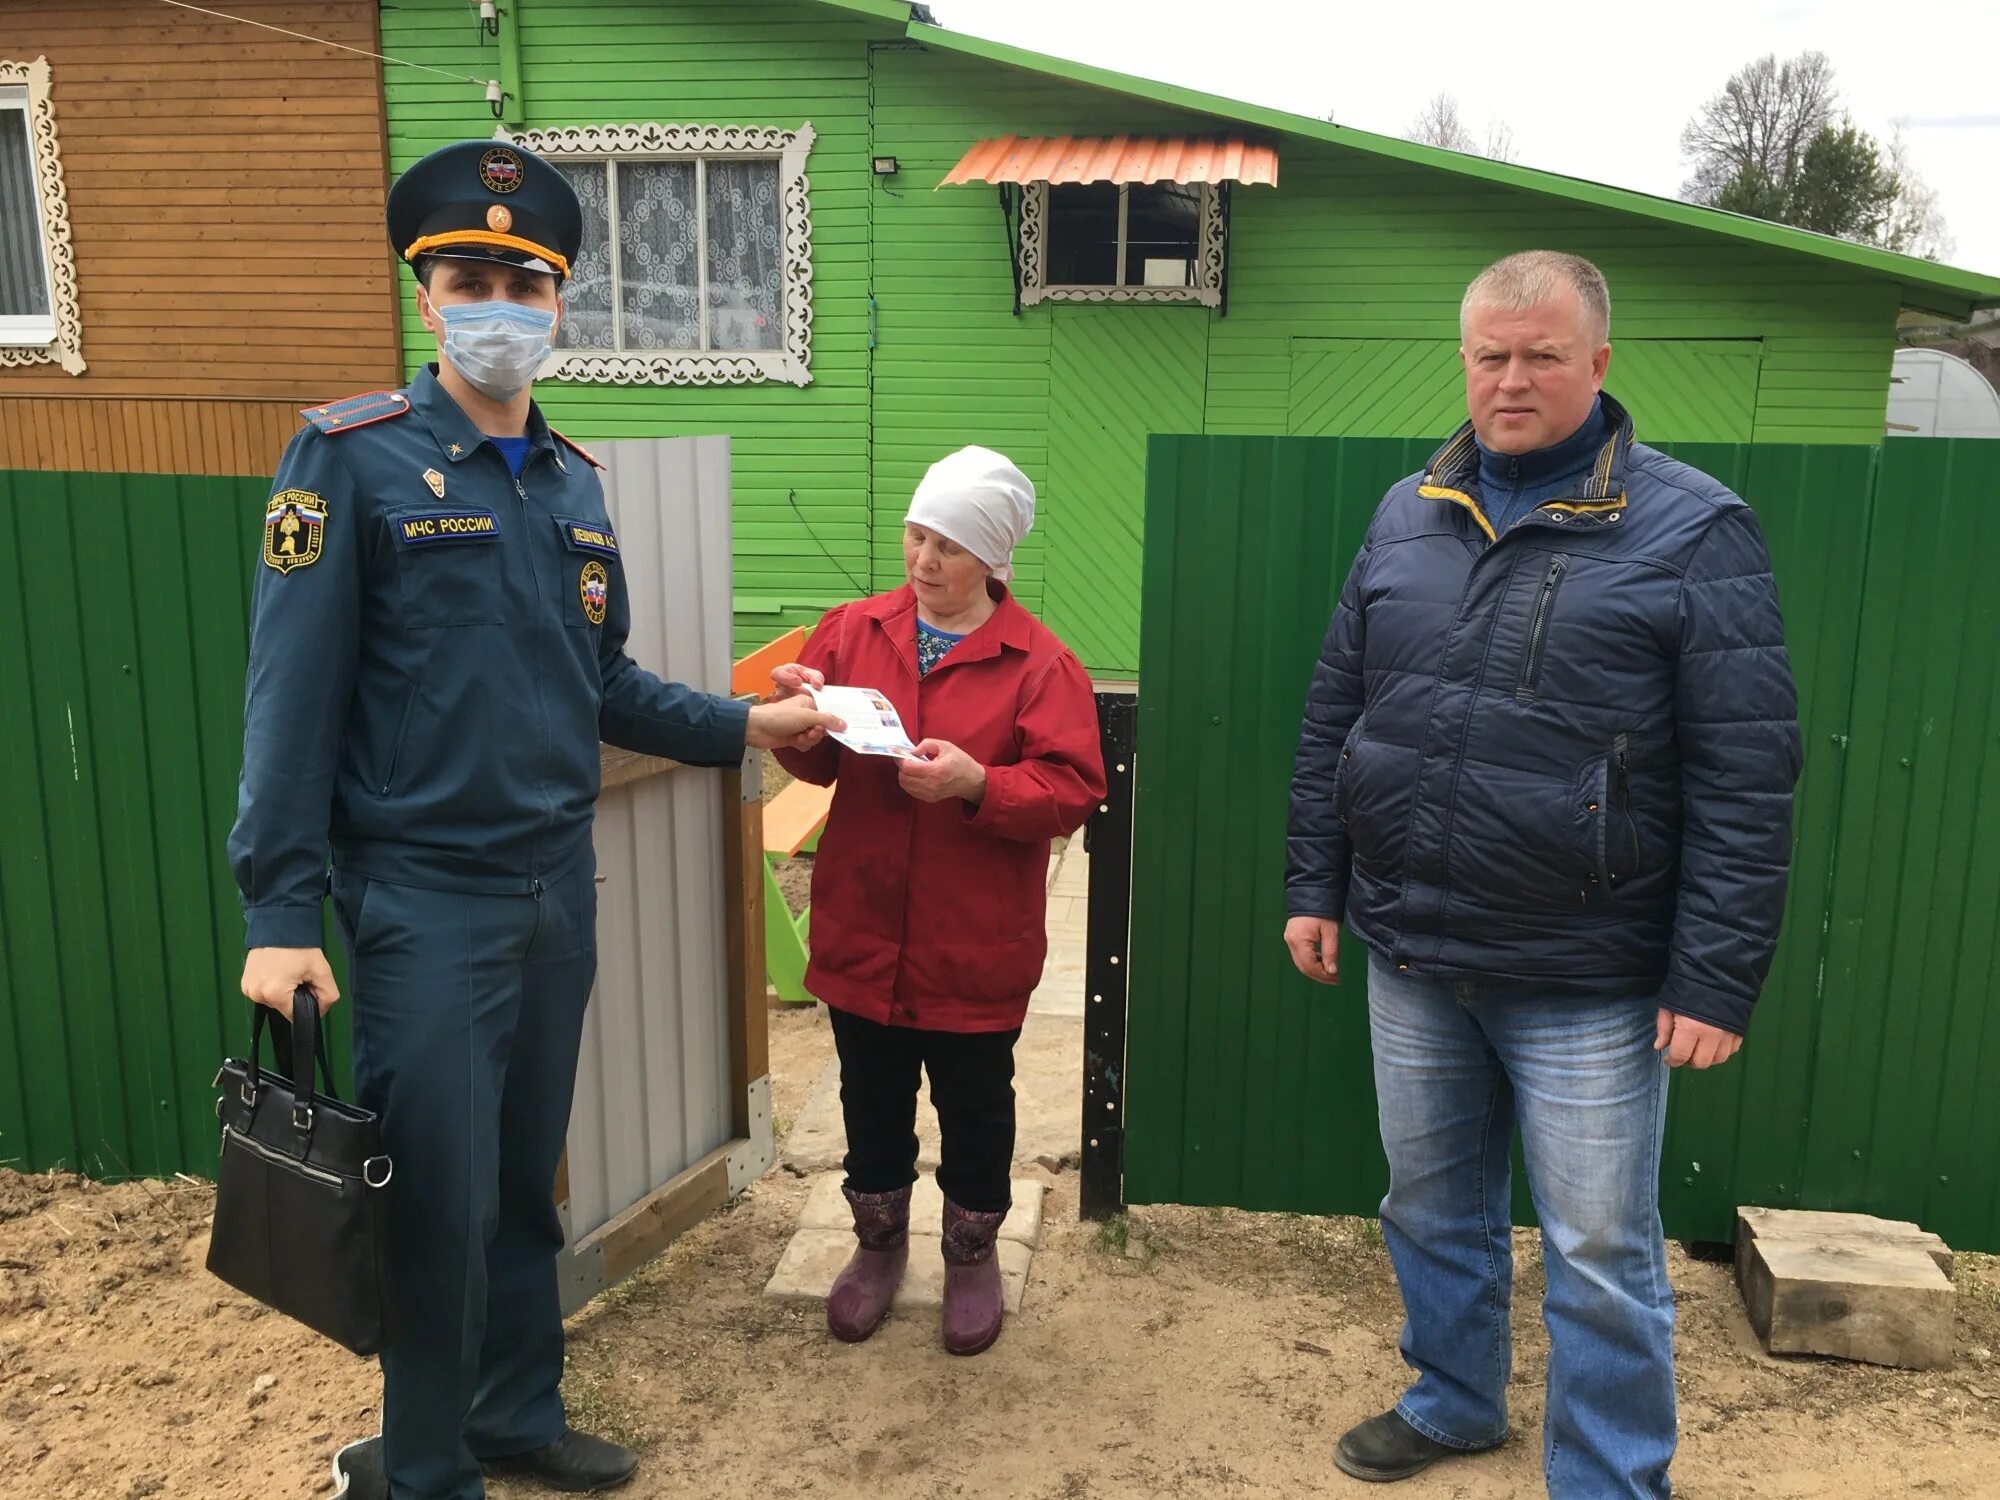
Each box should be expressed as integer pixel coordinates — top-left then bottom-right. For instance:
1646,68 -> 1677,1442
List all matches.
940,1197 -> 1008,1356
825,1183 -> 911,1343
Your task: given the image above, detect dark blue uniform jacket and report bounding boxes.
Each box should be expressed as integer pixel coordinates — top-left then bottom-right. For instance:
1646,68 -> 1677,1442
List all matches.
230,366 -> 749,947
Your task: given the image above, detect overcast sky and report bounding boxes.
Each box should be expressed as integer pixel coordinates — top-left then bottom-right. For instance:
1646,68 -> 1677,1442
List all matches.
927,0 -> 2000,283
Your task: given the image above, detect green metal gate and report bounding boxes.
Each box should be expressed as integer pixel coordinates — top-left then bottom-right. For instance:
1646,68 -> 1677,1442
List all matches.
0,470 -> 352,1179
1122,434 -> 2000,1251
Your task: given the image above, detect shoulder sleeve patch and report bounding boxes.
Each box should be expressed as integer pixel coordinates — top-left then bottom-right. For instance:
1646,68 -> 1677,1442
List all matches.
301,391 -> 412,436
263,489 -> 329,573
552,429 -> 606,470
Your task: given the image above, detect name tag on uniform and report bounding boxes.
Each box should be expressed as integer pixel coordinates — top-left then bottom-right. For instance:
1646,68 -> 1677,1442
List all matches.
394,509 -> 501,547
554,515 -> 619,559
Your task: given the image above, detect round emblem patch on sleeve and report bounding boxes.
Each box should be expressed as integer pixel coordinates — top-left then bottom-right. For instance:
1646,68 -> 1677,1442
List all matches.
579,560 -> 609,626
478,147 -> 525,194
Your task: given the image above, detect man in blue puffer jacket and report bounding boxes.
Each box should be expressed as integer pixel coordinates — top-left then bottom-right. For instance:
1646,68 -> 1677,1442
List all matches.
1284,251 -> 1802,1499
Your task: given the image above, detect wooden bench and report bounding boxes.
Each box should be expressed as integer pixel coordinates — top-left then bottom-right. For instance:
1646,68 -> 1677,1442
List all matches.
765,777 -> 834,860
731,626 -> 807,700
736,626 -> 834,1004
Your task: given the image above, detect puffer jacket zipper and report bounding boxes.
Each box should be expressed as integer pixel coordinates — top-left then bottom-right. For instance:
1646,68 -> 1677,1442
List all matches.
1516,554 -> 1571,702
1611,731 -> 1636,887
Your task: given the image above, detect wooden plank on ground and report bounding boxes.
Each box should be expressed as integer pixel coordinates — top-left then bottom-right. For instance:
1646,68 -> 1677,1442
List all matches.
1735,1207 -> 1957,1370
580,1142 -> 737,1286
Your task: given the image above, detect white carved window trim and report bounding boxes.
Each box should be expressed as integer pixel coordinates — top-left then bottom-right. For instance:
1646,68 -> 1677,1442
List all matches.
1018,180 -> 1225,309
503,122 -> 814,388
0,57 -> 84,375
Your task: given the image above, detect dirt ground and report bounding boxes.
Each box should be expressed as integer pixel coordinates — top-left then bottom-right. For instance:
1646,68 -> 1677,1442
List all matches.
5,1005 -> 1999,1500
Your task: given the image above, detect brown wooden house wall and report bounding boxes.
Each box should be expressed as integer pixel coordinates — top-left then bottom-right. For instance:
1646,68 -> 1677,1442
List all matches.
0,0 -> 401,475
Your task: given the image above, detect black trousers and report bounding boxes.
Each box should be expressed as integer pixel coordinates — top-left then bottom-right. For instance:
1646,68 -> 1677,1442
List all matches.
828,1006 -> 1020,1214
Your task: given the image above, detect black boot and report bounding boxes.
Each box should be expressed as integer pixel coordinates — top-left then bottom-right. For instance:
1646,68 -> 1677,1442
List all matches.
1334,1409 -> 1493,1483
480,1429 -> 640,1493
330,1434 -> 386,1500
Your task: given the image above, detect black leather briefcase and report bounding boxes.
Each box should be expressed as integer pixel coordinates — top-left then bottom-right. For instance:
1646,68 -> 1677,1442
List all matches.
207,988 -> 398,1356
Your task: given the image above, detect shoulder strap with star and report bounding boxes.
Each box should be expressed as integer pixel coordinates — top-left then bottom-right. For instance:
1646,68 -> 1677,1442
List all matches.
552,429 -> 606,470
300,390 -> 412,436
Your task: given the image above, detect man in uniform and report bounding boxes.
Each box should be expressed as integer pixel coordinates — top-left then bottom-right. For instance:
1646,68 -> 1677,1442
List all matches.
229,140 -> 839,1500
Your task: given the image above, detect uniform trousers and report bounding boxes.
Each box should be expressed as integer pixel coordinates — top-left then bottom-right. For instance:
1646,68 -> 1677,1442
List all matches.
332,855 -> 596,1500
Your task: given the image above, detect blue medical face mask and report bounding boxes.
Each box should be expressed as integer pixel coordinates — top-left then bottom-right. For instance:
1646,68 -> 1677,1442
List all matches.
433,296 -> 557,401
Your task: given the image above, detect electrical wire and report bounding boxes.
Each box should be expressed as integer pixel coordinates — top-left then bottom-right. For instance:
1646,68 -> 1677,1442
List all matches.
786,489 -> 873,597
157,0 -> 492,87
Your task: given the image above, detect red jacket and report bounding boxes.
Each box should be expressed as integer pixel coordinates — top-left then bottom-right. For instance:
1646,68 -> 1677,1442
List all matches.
776,585 -> 1106,1032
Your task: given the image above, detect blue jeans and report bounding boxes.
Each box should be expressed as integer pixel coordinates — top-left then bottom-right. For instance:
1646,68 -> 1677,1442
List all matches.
1367,957 -> 1675,1500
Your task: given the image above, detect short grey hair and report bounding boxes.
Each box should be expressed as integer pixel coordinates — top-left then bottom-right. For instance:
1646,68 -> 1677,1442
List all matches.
1460,251 -> 1612,347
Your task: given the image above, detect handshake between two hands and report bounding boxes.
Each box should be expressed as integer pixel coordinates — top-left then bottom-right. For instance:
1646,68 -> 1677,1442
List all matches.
767,664 -> 988,805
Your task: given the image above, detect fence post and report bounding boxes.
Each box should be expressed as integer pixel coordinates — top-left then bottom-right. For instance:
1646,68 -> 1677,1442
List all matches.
1080,691 -> 1137,1221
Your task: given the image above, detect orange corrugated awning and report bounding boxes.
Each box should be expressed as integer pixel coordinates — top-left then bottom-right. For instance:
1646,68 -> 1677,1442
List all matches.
940,135 -> 1279,189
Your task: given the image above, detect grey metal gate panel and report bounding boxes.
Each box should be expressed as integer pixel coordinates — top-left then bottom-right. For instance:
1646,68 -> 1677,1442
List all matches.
566,435 -> 736,1244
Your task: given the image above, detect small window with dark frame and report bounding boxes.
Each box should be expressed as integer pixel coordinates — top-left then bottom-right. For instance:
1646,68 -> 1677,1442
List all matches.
1046,181 -> 1202,291
1020,177 -> 1221,308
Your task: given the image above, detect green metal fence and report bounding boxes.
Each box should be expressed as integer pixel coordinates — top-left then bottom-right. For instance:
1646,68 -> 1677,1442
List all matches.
0,470 -> 350,1179
1125,435 -> 2000,1251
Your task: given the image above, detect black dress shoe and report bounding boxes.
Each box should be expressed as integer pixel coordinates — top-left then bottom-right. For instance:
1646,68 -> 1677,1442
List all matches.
480,1429 -> 640,1493
1334,1409 -> 1495,1483
330,1434 -> 387,1500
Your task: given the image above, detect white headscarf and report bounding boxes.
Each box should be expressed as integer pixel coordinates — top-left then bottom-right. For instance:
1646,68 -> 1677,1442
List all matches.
904,446 -> 1036,583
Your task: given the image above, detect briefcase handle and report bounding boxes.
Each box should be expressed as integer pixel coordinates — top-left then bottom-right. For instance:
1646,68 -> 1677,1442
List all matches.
244,987 -> 338,1145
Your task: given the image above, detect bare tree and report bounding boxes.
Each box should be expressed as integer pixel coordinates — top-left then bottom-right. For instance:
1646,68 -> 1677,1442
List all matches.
1407,91 -> 1519,163
1881,129 -> 1955,260
1409,92 -> 1475,153
1682,53 -> 1955,257
1680,51 -> 1838,204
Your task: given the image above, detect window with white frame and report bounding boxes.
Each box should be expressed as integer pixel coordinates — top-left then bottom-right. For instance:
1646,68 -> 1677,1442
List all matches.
508,123 -> 815,387
1018,179 -> 1226,308
0,57 -> 83,373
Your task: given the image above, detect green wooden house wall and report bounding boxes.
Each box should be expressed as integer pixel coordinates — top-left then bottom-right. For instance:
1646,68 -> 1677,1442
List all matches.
381,0 -> 1925,673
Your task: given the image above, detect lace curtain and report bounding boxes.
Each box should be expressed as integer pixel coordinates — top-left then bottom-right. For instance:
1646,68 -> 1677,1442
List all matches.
0,108 -> 51,319
551,156 -> 783,354
704,161 -> 782,352
618,161 -> 701,351
552,161 -> 613,350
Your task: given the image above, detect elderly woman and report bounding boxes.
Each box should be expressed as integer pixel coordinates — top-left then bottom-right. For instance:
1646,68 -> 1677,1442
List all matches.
772,446 -> 1106,1356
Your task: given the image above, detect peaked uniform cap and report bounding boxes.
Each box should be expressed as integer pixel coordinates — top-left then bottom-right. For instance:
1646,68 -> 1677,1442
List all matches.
387,140 -> 582,282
